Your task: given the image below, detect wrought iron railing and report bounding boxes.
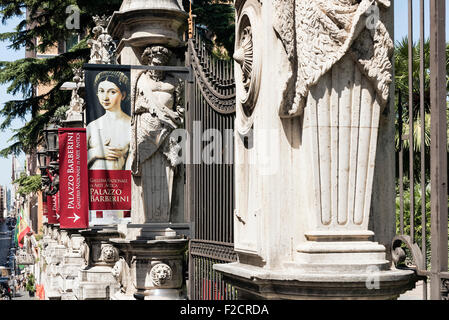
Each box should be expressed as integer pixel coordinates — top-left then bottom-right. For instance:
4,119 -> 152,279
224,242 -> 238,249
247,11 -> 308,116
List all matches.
185,23 -> 238,300
393,0 -> 448,300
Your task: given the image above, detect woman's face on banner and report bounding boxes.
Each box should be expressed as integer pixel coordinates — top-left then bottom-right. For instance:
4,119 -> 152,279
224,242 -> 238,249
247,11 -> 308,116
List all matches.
97,80 -> 125,111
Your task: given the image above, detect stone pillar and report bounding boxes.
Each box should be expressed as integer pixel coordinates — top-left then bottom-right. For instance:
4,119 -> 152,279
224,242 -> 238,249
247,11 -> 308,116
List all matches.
107,0 -> 189,300
58,231 -> 85,300
43,225 -> 65,300
76,228 -> 122,300
214,0 -> 417,299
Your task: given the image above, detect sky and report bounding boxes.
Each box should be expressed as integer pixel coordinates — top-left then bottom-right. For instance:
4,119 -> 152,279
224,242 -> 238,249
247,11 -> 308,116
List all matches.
394,0 -> 449,43
0,15 -> 26,192
0,1 -> 448,191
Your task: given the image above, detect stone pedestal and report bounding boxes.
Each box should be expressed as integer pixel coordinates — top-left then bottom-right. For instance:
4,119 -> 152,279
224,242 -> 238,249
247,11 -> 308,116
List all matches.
214,0 -> 417,299
76,228 -> 124,300
59,233 -> 85,300
106,0 -> 189,301
110,232 -> 188,300
41,225 -> 65,300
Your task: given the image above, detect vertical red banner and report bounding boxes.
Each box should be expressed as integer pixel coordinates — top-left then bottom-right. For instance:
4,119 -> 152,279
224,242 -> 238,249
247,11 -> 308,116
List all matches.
47,194 -> 59,224
58,128 -> 89,229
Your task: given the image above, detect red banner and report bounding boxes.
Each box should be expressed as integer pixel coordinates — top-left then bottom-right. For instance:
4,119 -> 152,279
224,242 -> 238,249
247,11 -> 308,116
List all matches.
58,128 -> 89,229
47,194 -> 59,224
88,170 -> 131,211
42,196 -> 48,217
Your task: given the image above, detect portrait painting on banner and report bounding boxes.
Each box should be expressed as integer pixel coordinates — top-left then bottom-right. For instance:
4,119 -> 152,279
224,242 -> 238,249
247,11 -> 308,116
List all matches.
85,66 -> 133,225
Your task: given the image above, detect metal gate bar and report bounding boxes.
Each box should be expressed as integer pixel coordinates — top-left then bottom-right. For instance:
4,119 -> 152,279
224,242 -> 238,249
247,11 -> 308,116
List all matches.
186,22 -> 238,300
395,0 -> 448,300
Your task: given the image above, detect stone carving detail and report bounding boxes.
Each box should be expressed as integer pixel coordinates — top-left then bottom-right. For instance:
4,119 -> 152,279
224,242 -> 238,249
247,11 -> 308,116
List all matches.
132,45 -> 184,175
66,68 -> 85,120
150,263 -> 173,287
234,26 -> 253,95
80,239 -> 90,268
273,0 -> 394,118
234,0 -> 262,133
131,45 -> 184,222
87,15 -> 117,64
100,244 -> 119,264
51,228 -> 60,242
112,257 -> 132,294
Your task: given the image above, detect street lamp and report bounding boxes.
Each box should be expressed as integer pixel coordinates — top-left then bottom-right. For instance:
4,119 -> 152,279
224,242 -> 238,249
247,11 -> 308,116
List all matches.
44,124 -> 59,161
37,150 -> 48,172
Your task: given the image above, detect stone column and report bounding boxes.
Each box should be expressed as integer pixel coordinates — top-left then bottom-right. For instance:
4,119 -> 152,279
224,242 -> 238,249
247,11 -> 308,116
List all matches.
108,0 -> 189,300
76,228 -> 122,300
43,225 -> 65,300
214,0 -> 417,299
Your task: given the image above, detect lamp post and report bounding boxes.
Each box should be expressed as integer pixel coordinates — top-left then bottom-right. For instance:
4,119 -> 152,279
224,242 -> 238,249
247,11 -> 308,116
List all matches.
44,124 -> 59,162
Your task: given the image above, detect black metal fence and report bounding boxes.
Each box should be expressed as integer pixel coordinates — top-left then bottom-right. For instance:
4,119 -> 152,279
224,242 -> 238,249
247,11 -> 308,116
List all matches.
185,24 -> 238,300
394,0 -> 448,300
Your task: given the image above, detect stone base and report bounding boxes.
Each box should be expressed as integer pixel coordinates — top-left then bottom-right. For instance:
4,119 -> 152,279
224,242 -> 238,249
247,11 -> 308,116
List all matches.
214,262 -> 417,300
110,236 -> 188,300
77,266 -> 119,300
142,288 -> 185,300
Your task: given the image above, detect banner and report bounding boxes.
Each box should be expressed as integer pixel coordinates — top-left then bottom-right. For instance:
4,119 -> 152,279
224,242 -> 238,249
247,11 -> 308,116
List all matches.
58,128 -> 89,229
84,64 -> 132,225
47,194 -> 59,224
42,195 -> 48,216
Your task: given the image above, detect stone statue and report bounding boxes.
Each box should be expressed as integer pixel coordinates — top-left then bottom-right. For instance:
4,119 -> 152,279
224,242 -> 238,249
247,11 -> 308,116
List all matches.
51,228 -> 60,243
112,257 -> 132,294
273,0 -> 393,118
87,15 -> 117,64
131,45 -> 184,222
80,239 -> 90,268
61,231 -> 70,248
66,68 -> 85,121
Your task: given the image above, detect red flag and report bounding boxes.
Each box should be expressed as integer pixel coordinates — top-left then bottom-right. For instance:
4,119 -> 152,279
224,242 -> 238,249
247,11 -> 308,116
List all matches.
58,128 -> 89,229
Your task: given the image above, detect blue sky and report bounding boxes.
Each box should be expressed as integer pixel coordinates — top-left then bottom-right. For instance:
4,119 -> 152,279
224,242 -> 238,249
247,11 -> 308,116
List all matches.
0,15 -> 26,191
0,1 -> 448,191
395,0 -> 449,43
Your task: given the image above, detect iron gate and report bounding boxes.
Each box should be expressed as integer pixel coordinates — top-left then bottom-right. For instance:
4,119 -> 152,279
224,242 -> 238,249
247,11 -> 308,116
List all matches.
185,24 -> 238,300
393,0 -> 448,300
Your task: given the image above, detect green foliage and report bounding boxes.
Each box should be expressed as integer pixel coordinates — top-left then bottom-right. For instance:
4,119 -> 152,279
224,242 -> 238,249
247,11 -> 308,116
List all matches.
189,0 -> 235,58
0,0 -> 120,156
13,172 -> 41,195
26,273 -> 35,292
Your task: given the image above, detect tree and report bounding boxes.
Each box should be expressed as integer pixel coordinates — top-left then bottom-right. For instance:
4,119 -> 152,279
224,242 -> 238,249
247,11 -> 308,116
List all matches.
13,172 -> 41,195
188,0 -> 235,58
0,1 -> 236,157
394,37 -> 449,181
0,0 -> 124,157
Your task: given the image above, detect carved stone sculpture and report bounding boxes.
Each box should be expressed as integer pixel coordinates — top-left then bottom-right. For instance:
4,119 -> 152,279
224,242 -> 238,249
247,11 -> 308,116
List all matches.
80,239 -> 90,268
131,45 -> 184,222
112,257 -> 132,294
87,15 -> 117,65
100,244 -> 119,264
51,228 -> 60,243
273,0 -> 393,118
66,68 -> 85,122
150,263 -> 172,287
